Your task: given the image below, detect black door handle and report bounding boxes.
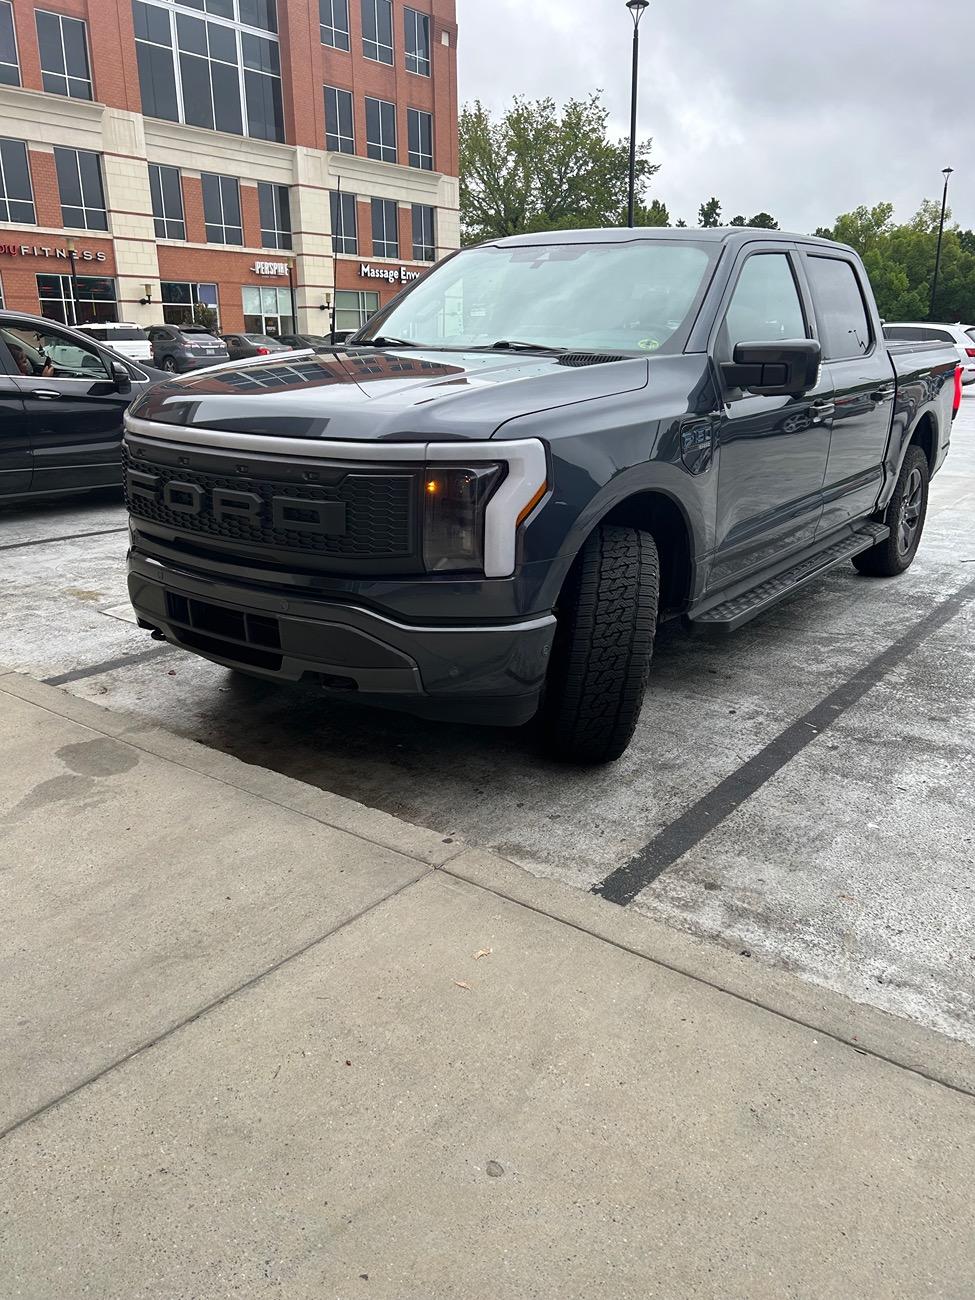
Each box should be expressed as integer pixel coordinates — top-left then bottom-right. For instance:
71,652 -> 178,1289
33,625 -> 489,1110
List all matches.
870,387 -> 895,403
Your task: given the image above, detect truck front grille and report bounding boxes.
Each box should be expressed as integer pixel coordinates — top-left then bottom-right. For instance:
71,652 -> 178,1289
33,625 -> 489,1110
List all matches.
124,444 -> 417,562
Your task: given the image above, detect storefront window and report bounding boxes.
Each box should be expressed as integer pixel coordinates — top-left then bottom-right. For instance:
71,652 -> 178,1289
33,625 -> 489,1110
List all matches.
242,284 -> 293,335
334,289 -> 379,333
161,280 -> 219,326
36,273 -> 118,325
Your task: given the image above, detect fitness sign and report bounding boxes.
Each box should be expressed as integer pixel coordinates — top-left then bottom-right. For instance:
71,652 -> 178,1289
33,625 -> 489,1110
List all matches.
0,242 -> 107,261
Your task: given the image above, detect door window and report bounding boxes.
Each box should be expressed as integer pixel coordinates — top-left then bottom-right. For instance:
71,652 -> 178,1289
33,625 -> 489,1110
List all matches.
805,256 -> 871,359
722,253 -> 806,355
0,322 -> 109,378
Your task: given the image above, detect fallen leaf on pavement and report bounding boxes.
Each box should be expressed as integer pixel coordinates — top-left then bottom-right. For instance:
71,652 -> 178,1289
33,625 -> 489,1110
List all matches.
473,948 -> 493,960
453,980 -> 472,991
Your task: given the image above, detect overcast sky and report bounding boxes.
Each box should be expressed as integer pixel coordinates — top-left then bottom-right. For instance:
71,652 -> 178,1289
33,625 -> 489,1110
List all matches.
456,0 -> 972,233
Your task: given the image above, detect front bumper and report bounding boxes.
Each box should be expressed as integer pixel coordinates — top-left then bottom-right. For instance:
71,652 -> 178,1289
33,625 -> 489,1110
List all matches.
128,550 -> 556,726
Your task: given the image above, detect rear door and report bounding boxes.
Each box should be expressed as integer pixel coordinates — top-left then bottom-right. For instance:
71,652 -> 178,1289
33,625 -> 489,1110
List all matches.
2,320 -> 129,494
801,252 -> 895,531
708,245 -> 833,589
0,332 -> 30,496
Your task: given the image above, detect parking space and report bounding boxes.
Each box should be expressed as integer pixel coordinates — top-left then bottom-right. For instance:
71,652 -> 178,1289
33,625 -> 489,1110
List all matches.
3,401 -> 974,1044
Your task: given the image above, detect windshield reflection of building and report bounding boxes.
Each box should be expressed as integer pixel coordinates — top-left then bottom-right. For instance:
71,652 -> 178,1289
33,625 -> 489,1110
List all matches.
201,353 -> 461,394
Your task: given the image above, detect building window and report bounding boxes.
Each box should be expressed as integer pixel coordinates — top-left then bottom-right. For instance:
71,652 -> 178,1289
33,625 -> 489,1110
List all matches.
334,289 -> 378,333
161,280 -> 219,326
36,273 -> 118,325
407,108 -> 433,170
412,203 -> 434,261
366,97 -> 397,163
319,0 -> 349,50
148,163 -> 185,240
242,284 -> 293,335
258,181 -> 291,250
404,8 -> 429,76
132,0 -> 283,143
36,10 -> 92,100
324,85 -> 354,153
371,198 -> 398,259
0,2 -> 20,86
201,172 -> 242,244
330,190 -> 357,254
0,138 -> 35,224
361,0 -> 391,64
54,148 -> 107,231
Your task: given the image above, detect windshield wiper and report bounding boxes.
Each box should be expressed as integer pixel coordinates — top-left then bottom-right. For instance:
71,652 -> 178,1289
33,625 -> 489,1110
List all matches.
354,335 -> 420,348
487,340 -> 568,353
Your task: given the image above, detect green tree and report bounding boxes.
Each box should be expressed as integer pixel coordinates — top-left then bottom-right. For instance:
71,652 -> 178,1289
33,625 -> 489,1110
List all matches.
635,197 -> 670,226
748,212 -> 779,229
729,215 -> 747,227
698,197 -> 722,227
459,93 -> 658,242
815,200 -> 975,322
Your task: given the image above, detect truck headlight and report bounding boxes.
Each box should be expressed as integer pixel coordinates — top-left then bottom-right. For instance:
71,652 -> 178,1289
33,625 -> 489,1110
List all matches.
422,464 -> 504,572
419,438 -> 549,578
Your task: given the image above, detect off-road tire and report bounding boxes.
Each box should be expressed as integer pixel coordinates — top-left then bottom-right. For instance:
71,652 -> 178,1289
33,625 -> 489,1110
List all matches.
853,444 -> 929,577
541,525 -> 659,764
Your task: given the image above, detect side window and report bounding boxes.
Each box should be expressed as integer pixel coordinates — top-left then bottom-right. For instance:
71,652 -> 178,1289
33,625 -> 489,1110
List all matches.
722,253 -> 806,355
0,323 -> 109,378
884,326 -> 924,341
925,327 -> 954,343
805,256 -> 871,360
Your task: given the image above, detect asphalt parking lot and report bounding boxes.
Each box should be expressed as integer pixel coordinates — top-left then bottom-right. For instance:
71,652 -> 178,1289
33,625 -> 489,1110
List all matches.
4,400 -> 975,1046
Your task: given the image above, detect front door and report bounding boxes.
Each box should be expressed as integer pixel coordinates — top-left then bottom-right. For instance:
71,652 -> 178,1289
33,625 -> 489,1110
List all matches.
708,248 -> 832,590
801,252 -> 895,531
0,360 -> 30,497
0,320 -> 129,495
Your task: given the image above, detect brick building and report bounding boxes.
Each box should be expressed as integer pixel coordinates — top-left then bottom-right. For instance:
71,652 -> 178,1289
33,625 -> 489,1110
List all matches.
0,0 -> 459,335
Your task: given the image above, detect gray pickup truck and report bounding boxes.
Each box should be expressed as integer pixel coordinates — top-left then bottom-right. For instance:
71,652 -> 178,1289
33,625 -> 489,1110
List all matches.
122,228 -> 960,762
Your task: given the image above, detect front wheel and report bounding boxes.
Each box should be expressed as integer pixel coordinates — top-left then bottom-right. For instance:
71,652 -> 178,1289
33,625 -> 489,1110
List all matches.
540,525 -> 659,764
853,444 -> 929,577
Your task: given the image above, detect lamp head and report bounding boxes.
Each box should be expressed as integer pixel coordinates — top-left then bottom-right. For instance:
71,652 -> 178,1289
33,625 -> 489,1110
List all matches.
627,0 -> 650,24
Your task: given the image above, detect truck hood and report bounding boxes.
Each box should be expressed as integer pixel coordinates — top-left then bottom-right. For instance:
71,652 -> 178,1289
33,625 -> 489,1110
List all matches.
128,346 -> 650,443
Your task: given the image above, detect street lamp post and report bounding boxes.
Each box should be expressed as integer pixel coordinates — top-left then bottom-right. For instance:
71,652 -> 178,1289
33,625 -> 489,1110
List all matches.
626,0 -> 650,228
929,166 -> 954,320
65,237 -> 80,326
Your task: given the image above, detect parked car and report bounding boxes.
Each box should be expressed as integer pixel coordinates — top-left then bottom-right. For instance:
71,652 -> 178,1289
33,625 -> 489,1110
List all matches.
0,310 -> 164,502
75,322 -> 153,365
148,324 -> 229,373
221,333 -> 294,361
123,228 -> 960,763
276,333 -> 336,353
884,321 -> 975,384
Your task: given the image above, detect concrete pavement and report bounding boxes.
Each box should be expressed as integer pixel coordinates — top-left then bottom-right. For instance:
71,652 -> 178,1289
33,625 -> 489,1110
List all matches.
2,672 -> 974,1298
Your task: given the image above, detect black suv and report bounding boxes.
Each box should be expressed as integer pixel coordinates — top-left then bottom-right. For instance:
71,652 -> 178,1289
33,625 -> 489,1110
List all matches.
148,324 -> 229,373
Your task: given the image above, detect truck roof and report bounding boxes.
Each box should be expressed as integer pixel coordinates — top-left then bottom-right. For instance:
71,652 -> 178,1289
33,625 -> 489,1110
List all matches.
489,227 -> 852,254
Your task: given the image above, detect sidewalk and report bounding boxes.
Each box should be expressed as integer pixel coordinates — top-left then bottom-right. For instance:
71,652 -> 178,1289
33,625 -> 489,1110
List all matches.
1,670 -> 973,1299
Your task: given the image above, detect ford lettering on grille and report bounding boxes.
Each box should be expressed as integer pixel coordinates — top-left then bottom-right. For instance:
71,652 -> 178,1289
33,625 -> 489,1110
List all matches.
128,470 -> 347,536
123,448 -> 415,560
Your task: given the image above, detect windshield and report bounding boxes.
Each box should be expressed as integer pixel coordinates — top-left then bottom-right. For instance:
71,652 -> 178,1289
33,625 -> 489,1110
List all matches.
357,239 -> 718,353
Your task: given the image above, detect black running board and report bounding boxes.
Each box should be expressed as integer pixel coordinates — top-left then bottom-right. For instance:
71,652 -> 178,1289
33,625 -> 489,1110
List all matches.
688,523 -> 889,633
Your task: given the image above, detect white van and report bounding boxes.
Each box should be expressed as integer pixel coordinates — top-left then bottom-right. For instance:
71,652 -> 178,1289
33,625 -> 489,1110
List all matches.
75,322 -> 153,364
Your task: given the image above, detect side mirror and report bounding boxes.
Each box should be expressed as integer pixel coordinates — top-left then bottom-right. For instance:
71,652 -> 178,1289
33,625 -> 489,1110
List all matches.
721,339 -> 821,397
110,359 -> 132,394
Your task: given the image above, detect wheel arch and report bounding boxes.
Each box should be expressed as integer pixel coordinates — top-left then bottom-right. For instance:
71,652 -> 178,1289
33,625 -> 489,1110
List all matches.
549,486 -> 697,619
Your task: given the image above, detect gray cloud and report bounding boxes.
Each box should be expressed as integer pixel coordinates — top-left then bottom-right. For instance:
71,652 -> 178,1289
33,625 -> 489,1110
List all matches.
456,0 -> 971,233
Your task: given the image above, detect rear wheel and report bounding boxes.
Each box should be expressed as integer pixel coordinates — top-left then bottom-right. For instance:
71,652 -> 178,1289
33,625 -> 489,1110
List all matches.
540,525 -> 659,764
853,444 -> 929,577
162,356 -> 177,373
